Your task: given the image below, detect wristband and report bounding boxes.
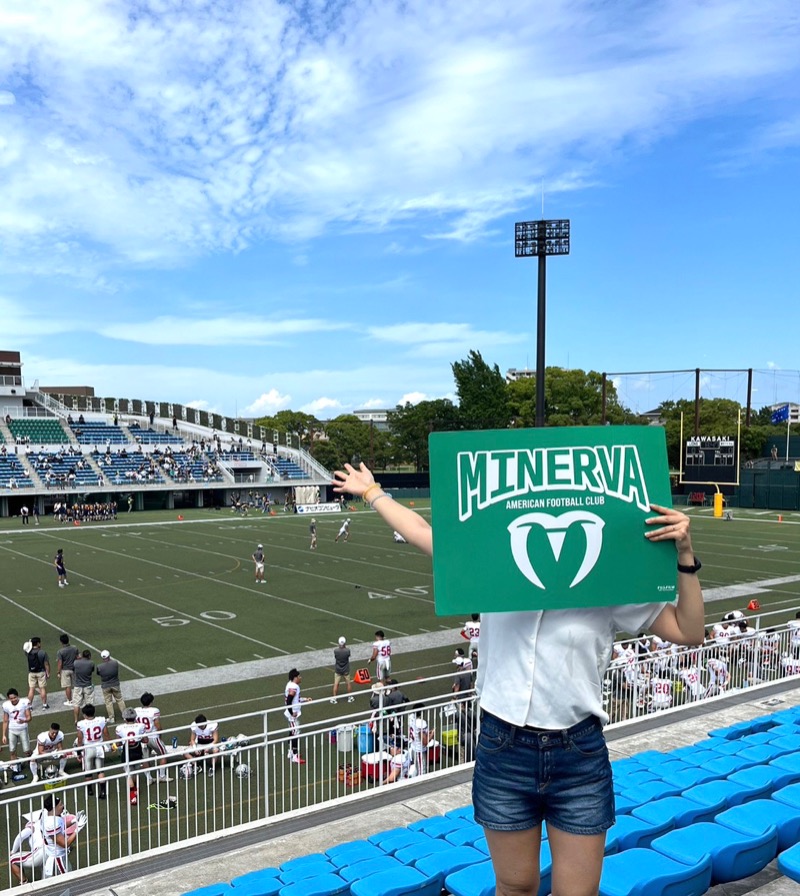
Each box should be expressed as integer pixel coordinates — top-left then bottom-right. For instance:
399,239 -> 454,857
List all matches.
371,493 -> 393,509
362,483 -> 382,503
677,556 -> 702,574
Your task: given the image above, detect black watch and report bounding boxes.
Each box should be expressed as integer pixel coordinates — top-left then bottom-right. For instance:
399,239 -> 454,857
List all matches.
677,556 -> 702,574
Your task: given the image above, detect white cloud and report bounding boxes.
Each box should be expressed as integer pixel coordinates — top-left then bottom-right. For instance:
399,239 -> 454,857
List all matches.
0,0 -> 797,277
361,398 -> 387,409
369,321 -> 527,358
185,399 -> 220,414
244,389 -> 292,416
302,397 -> 343,414
98,316 -> 347,346
398,392 -> 428,405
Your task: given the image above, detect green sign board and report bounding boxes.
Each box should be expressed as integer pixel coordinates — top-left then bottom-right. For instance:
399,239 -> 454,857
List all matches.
429,426 -> 676,615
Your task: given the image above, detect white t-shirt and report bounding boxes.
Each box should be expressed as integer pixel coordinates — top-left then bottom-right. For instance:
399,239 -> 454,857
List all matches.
2,698 -> 31,731
408,716 -> 428,753
475,603 -> 665,729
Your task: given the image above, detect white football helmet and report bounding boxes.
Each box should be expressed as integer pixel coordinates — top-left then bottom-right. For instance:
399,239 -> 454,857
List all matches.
180,761 -> 196,780
235,764 -> 250,779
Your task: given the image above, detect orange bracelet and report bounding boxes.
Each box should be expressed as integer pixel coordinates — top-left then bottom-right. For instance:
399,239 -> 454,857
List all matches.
362,483 -> 382,503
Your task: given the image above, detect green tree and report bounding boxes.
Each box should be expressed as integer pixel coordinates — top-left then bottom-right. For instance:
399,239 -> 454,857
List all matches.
451,350 -> 509,430
507,367 -> 635,428
388,399 -> 461,471
311,415 -> 372,470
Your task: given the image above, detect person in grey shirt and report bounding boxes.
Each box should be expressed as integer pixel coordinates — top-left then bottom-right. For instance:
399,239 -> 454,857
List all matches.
72,650 -> 95,722
96,650 -> 126,724
331,636 -> 354,704
56,634 -> 79,707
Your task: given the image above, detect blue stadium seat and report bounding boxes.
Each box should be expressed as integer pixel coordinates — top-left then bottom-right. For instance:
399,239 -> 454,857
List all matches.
445,805 -> 475,822
699,754 -> 758,777
394,839 -> 452,866
408,816 -> 469,838
180,885 -> 232,896
651,821 -> 778,884
414,846 -> 486,889
230,873 -> 282,896
349,866 -> 440,896
325,841 -> 384,867
605,814 -> 673,852
444,860 -> 495,896
337,856 -> 404,882
369,830 -> 431,854
774,782 -> 800,808
659,765 -> 719,789
777,841 -> 800,883
278,875 -> 350,896
631,795 -> 719,828
599,848 -> 712,896
619,780 -> 682,805
229,879 -> 283,896
231,869 -> 281,888
444,824 -> 488,849
717,799 -> 800,852
683,778 -> 760,811
728,763 -> 798,797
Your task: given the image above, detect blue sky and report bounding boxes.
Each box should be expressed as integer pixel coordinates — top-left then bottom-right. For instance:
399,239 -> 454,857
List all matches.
1,0 -> 799,419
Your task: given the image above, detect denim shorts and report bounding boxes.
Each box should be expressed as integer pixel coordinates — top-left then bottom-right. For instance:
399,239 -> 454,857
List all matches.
472,711 -> 614,835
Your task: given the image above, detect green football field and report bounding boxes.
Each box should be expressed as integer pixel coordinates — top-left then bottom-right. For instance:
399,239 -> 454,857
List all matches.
2,503 -> 800,741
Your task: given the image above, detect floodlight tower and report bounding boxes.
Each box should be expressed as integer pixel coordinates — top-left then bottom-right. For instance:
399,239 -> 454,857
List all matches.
514,219 -> 570,427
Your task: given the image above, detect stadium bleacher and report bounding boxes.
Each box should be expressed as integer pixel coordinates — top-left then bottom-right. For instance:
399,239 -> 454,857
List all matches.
31,450 -> 101,489
8,417 -> 69,444
0,454 -> 33,489
71,421 -> 128,445
93,449 -> 166,484
129,423 -> 184,445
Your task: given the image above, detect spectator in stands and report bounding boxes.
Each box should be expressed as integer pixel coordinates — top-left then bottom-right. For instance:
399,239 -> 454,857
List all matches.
331,636 -> 353,704
56,634 -> 78,707
26,637 -> 50,709
72,650 -> 95,723
96,650 -> 126,724
333,461 -> 705,896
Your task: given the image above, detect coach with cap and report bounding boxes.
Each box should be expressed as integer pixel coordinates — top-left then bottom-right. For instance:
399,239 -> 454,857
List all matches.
96,649 -> 126,725
331,636 -> 354,704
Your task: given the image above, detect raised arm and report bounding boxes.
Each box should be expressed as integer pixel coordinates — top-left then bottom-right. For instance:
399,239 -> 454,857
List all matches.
332,463 -> 433,556
645,503 -> 705,646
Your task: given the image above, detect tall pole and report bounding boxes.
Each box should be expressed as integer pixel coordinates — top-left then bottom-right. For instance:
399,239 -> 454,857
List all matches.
515,219 -> 570,428
536,254 -> 547,427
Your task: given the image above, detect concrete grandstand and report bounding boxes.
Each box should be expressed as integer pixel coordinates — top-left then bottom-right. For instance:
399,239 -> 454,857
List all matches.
0,350 -> 331,518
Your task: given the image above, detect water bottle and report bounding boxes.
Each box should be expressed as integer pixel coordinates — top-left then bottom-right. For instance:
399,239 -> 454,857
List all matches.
172,736 -> 178,750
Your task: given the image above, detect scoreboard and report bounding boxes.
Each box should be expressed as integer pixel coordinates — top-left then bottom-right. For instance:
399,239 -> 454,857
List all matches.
684,436 -> 737,482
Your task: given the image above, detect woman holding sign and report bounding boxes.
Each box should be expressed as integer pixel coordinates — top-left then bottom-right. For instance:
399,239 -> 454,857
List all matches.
333,462 -> 704,896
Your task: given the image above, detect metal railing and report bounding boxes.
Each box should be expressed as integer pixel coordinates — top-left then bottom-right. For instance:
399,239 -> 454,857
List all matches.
3,631 -> 800,889
0,675 -> 473,888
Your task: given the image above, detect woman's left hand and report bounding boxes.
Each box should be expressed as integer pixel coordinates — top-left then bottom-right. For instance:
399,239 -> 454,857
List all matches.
644,503 -> 693,553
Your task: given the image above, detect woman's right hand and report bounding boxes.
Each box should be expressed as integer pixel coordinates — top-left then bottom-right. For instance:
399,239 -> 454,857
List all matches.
332,462 -> 376,497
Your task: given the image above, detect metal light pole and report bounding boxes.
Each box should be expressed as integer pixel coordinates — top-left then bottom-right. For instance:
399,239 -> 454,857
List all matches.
514,219 -> 570,427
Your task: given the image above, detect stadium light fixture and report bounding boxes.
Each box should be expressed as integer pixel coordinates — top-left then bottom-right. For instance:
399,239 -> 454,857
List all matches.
514,219 -> 570,427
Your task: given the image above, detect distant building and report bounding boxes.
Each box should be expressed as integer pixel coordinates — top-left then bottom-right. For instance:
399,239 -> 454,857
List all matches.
506,368 -> 535,383
641,408 -> 665,425
353,409 -> 390,431
770,403 -> 800,424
